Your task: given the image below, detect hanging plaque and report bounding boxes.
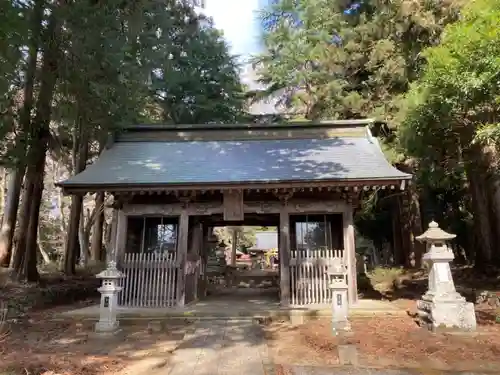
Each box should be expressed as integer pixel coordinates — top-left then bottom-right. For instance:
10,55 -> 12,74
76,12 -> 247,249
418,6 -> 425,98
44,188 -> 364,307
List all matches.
223,190 -> 244,221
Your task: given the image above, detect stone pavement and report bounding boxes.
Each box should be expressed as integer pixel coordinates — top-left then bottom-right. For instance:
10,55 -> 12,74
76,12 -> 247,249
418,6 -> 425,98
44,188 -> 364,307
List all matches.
159,319 -> 489,375
165,319 -> 271,375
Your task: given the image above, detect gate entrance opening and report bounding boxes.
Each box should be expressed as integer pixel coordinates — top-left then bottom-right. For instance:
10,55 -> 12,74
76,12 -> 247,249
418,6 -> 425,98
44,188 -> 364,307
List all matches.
57,120 -> 411,309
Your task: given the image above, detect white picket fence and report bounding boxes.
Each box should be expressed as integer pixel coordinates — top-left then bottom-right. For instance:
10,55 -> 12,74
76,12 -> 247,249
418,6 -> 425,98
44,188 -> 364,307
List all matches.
289,248 -> 344,306
119,252 -> 178,308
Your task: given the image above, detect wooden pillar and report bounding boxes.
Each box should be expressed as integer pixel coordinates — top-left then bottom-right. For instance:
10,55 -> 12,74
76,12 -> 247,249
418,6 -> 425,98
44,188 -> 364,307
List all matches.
199,224 -> 209,298
176,210 -> 189,307
108,208 -> 127,265
107,209 -> 118,264
191,222 -> 203,301
279,207 -> 291,306
114,210 -> 128,265
343,206 -> 358,305
231,229 -> 238,266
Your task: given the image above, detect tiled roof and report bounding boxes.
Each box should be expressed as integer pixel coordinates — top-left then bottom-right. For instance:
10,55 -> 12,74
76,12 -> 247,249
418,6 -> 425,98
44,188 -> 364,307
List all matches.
58,123 -> 411,190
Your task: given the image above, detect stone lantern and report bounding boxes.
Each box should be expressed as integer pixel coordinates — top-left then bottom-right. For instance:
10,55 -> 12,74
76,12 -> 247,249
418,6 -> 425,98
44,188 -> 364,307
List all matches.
326,258 -> 350,334
415,221 -> 476,331
95,261 -> 125,334
207,230 -> 218,246
216,240 -> 227,266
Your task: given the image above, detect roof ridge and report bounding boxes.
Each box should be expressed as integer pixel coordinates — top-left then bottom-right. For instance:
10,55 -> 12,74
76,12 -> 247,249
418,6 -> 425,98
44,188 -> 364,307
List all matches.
119,119 -> 376,132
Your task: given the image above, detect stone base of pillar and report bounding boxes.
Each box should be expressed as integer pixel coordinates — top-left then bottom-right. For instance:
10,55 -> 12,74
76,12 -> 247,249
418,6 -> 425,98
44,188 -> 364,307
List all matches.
94,320 -> 121,336
332,318 -> 351,334
417,293 -> 477,332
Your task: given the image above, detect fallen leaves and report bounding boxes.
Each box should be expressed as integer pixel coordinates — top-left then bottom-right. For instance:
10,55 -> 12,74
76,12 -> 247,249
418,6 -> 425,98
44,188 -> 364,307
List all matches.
0,317 -> 189,375
265,311 -> 500,372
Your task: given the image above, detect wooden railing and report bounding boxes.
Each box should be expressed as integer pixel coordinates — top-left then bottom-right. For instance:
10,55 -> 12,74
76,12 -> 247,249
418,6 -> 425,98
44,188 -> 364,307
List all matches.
119,252 -> 178,308
289,248 -> 344,306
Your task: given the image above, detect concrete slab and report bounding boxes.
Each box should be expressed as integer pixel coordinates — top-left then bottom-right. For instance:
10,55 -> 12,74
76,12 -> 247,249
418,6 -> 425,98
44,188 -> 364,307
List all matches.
55,296 -> 405,321
160,319 -> 269,375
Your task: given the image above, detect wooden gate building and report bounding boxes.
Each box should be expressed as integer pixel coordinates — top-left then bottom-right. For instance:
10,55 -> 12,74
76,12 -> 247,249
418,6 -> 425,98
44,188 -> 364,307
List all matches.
58,120 -> 411,308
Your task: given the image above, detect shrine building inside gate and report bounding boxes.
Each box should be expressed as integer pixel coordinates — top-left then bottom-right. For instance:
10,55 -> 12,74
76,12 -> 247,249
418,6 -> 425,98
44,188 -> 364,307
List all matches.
58,120 -> 411,308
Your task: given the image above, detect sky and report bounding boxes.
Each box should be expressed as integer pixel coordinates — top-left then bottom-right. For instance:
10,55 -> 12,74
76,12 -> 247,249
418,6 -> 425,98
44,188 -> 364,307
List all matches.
203,0 -> 279,113
204,0 -> 265,61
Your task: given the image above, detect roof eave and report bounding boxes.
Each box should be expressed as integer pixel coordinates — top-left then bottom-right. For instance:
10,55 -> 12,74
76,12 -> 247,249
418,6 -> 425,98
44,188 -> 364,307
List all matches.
57,175 -> 412,195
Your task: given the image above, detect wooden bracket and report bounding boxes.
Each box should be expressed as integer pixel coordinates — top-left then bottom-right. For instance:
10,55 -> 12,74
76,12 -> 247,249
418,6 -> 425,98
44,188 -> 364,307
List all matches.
274,190 -> 294,205
223,190 -> 244,221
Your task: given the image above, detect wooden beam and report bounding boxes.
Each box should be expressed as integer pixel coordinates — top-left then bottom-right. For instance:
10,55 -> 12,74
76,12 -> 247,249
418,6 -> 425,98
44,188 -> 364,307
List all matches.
279,206 -> 291,306
176,210 -> 189,307
343,206 -> 358,305
122,199 -> 350,217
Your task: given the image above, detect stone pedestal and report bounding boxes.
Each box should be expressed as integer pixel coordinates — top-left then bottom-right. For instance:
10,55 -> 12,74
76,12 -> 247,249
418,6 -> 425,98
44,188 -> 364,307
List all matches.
326,258 -> 351,335
95,261 -> 125,335
416,222 -> 476,331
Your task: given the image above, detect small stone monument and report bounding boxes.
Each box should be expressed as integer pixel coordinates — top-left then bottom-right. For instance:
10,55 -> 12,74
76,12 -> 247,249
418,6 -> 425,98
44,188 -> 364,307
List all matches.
416,221 -> 477,331
326,258 -> 351,334
95,261 -> 125,335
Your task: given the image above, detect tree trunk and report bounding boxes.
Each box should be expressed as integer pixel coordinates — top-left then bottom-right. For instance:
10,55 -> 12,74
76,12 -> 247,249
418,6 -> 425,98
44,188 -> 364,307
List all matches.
11,185 -> 30,273
24,163 -> 44,282
78,209 -> 89,266
395,163 -> 425,268
58,190 -> 66,231
90,192 -> 105,261
37,225 -> 50,264
0,171 -> 23,266
483,145 -> 500,266
0,0 -> 43,268
89,139 -> 106,262
63,121 -> 89,274
64,194 -> 81,274
14,7 -> 62,281
465,153 -> 495,268
392,198 -> 405,266
408,189 -> 425,268
0,167 -> 6,215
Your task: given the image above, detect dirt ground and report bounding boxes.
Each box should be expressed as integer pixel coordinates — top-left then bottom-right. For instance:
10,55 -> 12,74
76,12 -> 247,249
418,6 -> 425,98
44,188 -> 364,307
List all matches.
264,303 -> 500,372
264,265 -> 500,372
267,267 -> 500,373
3,265 -> 500,374
0,309 -> 193,375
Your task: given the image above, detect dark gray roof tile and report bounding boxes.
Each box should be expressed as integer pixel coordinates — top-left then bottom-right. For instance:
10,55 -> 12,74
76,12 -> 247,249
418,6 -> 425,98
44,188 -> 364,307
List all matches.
60,137 -> 410,187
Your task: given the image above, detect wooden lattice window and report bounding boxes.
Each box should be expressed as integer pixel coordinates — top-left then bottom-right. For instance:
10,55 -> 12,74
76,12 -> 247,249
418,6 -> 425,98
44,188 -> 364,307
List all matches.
290,214 -> 343,251
126,216 -> 178,254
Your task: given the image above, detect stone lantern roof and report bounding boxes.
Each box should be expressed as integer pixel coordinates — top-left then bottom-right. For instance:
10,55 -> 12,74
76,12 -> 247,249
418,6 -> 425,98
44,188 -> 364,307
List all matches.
416,221 -> 456,242
96,261 -> 124,279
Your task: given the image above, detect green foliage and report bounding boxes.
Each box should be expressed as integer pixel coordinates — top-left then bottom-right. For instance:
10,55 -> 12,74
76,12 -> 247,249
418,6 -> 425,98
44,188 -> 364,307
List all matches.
0,0 -> 245,169
398,0 -> 500,184
256,0 -> 462,123
0,1 -> 30,162
395,0 -> 500,261
149,6 -> 245,124
214,227 -> 258,251
368,266 -> 405,286
256,0 -> 467,254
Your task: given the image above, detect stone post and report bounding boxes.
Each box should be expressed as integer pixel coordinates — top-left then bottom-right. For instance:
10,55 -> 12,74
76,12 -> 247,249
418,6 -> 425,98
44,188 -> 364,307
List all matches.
416,221 -> 477,331
326,258 -> 350,335
95,261 -> 125,335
